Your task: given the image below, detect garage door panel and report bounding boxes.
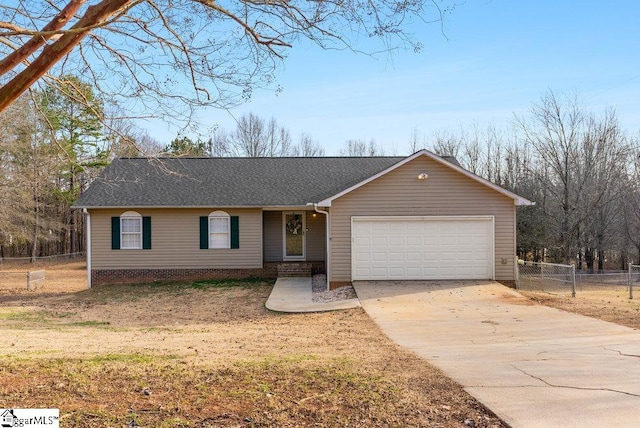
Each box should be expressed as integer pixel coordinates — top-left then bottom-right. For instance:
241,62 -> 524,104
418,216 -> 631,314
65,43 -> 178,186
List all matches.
372,252 -> 388,262
352,217 -> 493,280
354,236 -> 371,246
423,267 -> 440,276
372,237 -> 387,246
388,267 -> 405,276
406,236 -> 422,246
372,267 -> 390,276
406,267 -> 422,276
389,236 -> 404,246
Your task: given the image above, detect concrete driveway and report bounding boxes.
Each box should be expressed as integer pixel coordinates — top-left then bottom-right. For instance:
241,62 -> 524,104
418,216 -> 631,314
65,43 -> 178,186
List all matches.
353,280 -> 640,428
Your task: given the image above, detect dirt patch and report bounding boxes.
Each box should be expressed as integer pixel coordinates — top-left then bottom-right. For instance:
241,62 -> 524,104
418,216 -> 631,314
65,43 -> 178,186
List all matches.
496,291 -> 536,306
0,263 -> 505,427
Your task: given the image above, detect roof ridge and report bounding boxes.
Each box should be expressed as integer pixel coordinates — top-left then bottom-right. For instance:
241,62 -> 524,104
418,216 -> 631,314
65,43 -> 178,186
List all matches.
117,156 -> 406,160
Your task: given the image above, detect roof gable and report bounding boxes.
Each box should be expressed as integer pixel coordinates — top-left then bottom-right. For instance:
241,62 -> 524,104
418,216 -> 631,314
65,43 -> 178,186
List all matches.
317,150 -> 534,206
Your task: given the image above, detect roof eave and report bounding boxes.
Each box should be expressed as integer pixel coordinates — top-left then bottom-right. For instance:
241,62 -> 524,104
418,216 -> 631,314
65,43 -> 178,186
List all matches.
72,204 -> 317,210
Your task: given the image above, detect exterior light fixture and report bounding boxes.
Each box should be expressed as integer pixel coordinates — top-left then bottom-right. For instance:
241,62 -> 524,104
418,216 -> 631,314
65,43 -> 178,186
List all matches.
417,172 -> 429,180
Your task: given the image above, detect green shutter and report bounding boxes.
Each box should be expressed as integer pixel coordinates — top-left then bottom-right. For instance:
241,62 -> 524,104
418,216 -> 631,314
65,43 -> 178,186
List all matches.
142,217 -> 152,250
199,216 -> 208,249
111,217 -> 120,250
231,216 -> 239,249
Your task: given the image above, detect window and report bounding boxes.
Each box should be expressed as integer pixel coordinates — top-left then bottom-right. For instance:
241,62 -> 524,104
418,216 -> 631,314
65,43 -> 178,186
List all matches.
199,212 -> 239,250
209,211 -> 230,249
111,211 -> 151,250
121,211 -> 142,249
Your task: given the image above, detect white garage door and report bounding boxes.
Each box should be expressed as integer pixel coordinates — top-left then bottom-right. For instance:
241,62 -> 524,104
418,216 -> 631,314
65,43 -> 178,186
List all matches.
352,216 -> 494,280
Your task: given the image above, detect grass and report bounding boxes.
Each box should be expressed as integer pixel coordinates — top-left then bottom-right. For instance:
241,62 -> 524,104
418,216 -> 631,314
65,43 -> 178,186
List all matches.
0,354 -> 487,427
191,277 -> 275,289
68,320 -> 111,327
0,275 -> 506,427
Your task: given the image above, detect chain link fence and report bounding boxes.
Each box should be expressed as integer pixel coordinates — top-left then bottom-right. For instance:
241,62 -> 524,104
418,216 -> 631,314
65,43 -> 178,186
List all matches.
0,253 -> 86,293
629,264 -> 640,299
517,261 -> 576,297
519,261 -> 640,299
575,270 -> 630,297
0,252 -> 84,269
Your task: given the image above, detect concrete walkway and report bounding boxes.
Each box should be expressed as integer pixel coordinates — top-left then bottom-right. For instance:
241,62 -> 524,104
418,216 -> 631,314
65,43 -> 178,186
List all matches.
354,280 -> 640,428
265,277 -> 360,312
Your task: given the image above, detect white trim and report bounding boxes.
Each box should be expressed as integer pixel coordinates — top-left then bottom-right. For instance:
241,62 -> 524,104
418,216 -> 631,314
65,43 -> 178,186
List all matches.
208,210 -> 231,249
351,215 -> 495,281
84,209 -> 91,289
352,215 -> 495,221
313,204 -> 330,291
318,149 -> 534,207
282,211 -> 306,260
120,211 -> 142,250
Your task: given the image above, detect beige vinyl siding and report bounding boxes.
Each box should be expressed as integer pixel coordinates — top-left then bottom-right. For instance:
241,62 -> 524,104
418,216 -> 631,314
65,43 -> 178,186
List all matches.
263,211 -> 282,262
263,211 -> 326,262
305,211 -> 326,261
90,208 -> 262,269
330,156 -> 516,282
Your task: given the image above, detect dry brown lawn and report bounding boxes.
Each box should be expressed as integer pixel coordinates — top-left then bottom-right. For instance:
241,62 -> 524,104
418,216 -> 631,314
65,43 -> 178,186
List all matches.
520,286 -> 640,330
0,262 -> 504,427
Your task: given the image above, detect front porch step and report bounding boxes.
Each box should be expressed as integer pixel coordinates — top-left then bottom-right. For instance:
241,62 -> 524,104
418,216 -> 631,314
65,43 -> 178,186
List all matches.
277,263 -> 312,277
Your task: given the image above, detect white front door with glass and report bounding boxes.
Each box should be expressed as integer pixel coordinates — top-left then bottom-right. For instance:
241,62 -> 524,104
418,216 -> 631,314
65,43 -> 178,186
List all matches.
283,212 -> 306,260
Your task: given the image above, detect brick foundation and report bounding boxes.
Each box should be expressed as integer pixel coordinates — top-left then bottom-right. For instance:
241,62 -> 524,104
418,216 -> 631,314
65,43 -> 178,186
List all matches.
277,263 -> 312,277
90,261 -> 326,286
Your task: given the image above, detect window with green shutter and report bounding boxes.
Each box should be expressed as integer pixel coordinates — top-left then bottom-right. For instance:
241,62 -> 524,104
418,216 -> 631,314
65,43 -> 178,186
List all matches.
200,212 -> 239,249
112,211 -> 151,250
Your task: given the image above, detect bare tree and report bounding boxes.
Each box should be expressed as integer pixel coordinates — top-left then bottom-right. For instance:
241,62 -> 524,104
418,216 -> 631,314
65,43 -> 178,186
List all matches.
408,127 -> 426,153
517,91 -> 630,264
0,1 -> 456,121
208,128 -> 230,157
623,152 -> 640,264
430,129 -> 462,158
227,112 -> 291,157
292,133 -> 325,157
0,95 -> 62,260
340,139 -> 384,156
265,118 -> 293,156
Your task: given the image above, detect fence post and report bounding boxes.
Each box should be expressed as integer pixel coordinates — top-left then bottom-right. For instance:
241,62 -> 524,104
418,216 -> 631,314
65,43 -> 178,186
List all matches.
571,264 -> 576,298
630,263 -> 634,300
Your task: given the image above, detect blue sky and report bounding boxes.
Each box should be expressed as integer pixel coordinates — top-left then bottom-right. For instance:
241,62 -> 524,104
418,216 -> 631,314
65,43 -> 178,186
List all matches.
145,0 -> 640,155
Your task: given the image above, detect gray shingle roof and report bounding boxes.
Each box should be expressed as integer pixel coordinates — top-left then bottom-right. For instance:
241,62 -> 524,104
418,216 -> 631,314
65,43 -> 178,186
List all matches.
73,156 -> 407,208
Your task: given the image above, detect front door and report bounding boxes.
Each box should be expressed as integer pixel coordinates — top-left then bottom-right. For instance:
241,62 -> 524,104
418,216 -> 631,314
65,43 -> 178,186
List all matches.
283,212 -> 306,260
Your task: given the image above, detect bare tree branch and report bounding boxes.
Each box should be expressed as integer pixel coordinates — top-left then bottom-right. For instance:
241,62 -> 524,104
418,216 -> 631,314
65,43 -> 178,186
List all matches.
0,0 -> 456,124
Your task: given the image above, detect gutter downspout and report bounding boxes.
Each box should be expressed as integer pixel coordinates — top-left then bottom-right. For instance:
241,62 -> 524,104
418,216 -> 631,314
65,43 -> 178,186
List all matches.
313,204 -> 330,292
83,208 -> 91,289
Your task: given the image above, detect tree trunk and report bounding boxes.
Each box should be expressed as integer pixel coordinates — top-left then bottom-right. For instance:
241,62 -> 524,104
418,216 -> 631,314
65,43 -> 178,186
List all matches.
597,249 -> 605,272
585,247 -> 594,273
0,0 -> 133,112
